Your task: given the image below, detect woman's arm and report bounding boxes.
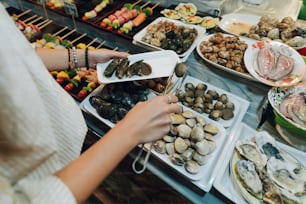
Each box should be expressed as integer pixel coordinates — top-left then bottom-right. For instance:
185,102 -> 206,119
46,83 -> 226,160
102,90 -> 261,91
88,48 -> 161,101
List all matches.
55,95 -> 182,204
36,47 -> 128,71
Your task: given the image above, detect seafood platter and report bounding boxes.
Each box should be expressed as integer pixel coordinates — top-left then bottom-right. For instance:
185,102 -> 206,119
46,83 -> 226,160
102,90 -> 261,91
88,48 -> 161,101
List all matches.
268,82 -> 306,137
213,123 -> 306,204
160,3 -> 219,29
244,40 -> 306,87
80,72 -> 250,191
219,13 -> 306,50
96,50 -> 180,83
196,32 -> 258,81
133,17 -> 206,62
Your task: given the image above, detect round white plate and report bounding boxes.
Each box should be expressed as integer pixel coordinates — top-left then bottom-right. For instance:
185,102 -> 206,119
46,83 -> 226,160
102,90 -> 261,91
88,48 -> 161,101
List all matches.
244,40 -> 306,87
219,13 -> 260,35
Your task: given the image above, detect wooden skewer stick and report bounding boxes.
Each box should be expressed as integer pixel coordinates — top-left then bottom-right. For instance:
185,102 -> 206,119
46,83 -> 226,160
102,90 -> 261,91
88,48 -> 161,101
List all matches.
70,33 -> 87,44
51,26 -> 68,37
27,16 -> 43,25
131,0 -> 142,7
151,2 -> 160,10
140,1 -> 151,9
95,41 -> 106,49
86,38 -> 98,48
22,15 -> 38,23
60,29 -> 76,40
38,20 -> 53,30
15,9 -> 31,18
113,47 -> 118,51
36,19 -> 49,27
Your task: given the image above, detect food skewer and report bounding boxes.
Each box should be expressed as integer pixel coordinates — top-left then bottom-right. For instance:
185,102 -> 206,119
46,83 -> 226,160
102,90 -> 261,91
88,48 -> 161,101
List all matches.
76,38 -> 98,50
11,9 -> 31,21
99,0 -> 142,28
95,41 -> 106,49
27,16 -> 43,25
111,1 -> 150,30
82,0 -> 113,21
119,2 -> 159,34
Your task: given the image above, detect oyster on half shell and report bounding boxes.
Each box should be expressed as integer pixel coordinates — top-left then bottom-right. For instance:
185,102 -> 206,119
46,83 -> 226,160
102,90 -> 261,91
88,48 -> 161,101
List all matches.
235,139 -> 267,171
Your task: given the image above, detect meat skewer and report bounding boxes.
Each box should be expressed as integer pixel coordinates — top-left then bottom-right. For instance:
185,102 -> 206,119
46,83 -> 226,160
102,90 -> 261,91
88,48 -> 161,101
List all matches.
35,28 -> 76,49
119,2 -> 159,34
111,1 -> 151,30
99,0 -> 142,28
76,38 -> 98,50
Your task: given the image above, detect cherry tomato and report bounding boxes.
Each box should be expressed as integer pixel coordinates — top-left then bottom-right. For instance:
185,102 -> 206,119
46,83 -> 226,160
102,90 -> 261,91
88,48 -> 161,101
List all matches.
117,29 -> 124,35
82,16 -> 88,21
100,22 -> 107,28
64,83 -> 74,92
106,25 -> 113,31
77,89 -> 88,99
56,77 -> 65,85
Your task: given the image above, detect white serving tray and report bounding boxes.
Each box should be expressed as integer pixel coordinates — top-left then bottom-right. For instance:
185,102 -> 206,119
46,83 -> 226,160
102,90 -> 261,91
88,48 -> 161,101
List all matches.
96,50 -> 180,84
133,17 -> 206,62
213,123 -> 306,203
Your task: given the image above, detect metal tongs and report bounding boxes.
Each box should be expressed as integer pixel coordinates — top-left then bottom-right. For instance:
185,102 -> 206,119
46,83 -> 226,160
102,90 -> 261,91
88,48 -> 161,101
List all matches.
132,62 -> 188,174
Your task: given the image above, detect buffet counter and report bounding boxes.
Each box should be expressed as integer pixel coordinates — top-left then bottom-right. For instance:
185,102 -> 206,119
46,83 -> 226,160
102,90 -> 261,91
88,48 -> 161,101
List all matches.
2,0 -> 305,203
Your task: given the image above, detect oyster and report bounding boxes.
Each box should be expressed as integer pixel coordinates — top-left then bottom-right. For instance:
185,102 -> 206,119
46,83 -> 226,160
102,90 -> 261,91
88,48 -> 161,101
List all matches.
126,60 -> 152,78
236,160 -> 263,199
235,139 -> 267,170
266,157 -> 306,195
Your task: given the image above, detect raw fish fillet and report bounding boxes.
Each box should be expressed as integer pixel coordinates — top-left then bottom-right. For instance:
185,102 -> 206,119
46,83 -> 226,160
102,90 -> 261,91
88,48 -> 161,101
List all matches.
257,47 -> 275,78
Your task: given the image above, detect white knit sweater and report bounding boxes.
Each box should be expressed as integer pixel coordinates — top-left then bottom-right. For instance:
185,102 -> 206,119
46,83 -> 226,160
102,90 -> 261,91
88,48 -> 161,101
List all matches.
0,4 -> 88,203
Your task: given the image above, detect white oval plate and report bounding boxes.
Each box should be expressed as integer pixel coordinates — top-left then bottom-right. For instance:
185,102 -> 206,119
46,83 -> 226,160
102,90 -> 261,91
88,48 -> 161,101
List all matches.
196,33 -> 258,81
97,50 -> 180,84
244,40 -> 306,87
133,17 -> 206,59
219,13 -> 260,36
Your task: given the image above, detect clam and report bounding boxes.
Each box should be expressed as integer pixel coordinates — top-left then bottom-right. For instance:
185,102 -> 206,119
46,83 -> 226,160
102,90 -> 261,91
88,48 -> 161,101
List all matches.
177,124 -> 192,138
153,140 -> 166,154
222,109 -> 234,120
204,123 -> 219,135
170,153 -> 185,166
175,62 -> 187,77
165,143 -> 175,155
185,118 -> 196,127
174,137 -> 189,153
163,135 -> 176,143
170,113 -> 186,125
181,148 -> 194,161
182,110 -> 195,119
193,152 -> 209,165
190,126 -> 205,142
185,160 -> 200,174
194,139 -> 210,155
196,116 -> 206,126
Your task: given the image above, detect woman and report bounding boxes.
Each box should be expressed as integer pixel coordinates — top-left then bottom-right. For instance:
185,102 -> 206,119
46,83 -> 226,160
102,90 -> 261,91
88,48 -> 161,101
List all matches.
0,4 -> 181,204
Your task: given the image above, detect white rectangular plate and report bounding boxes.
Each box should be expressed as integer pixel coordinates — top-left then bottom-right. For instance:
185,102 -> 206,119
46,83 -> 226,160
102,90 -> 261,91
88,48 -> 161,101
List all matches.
133,17 -> 206,59
213,123 -> 306,203
172,75 -> 250,128
97,50 -> 180,84
145,106 -> 226,181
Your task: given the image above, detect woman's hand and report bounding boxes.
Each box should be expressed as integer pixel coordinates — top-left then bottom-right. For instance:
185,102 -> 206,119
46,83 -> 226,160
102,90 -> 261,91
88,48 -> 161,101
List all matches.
116,94 -> 182,145
88,48 -> 129,68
